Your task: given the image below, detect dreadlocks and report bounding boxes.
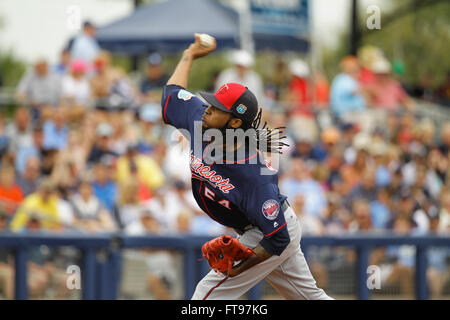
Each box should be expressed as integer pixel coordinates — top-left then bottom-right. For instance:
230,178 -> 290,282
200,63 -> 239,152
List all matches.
248,108 -> 290,154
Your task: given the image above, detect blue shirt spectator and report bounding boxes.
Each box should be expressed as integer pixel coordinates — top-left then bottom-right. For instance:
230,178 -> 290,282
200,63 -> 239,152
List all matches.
370,200 -> 391,229
92,180 -> 117,214
281,177 -> 327,217
43,120 -> 69,151
70,21 -> 100,66
330,56 -> 366,118
330,74 -> 366,117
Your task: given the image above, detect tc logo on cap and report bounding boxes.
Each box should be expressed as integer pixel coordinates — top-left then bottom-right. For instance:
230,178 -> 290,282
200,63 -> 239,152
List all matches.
218,84 -> 229,94
236,104 -> 247,114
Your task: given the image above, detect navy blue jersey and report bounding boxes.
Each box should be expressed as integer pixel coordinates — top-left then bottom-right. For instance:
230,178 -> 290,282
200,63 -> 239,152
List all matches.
161,84 -> 289,255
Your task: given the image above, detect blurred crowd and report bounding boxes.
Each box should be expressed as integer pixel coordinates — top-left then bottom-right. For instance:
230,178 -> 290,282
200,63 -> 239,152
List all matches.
0,20 -> 448,239
0,22 -> 449,299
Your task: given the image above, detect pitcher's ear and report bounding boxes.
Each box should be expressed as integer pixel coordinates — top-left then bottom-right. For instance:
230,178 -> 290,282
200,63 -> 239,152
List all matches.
229,118 -> 243,129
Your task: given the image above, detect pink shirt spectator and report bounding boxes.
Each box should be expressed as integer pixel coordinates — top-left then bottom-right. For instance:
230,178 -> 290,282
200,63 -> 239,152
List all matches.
366,78 -> 408,110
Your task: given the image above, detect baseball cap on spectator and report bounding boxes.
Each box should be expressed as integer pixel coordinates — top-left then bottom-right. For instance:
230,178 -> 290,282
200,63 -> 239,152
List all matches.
293,130 -> 315,144
96,122 -> 114,137
230,50 -> 254,68
289,59 -> 310,78
139,104 -> 161,122
371,58 -> 391,74
353,132 -> 371,150
147,53 -> 162,66
71,59 -> 87,73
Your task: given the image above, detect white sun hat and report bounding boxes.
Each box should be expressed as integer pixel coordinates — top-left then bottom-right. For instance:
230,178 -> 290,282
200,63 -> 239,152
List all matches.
289,59 -> 310,78
230,50 -> 254,67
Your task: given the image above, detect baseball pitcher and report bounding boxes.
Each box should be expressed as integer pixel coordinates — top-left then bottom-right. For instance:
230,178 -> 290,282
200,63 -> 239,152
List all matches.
161,33 -> 332,300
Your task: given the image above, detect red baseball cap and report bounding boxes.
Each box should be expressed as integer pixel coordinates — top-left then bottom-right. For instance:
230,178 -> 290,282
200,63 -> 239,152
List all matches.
199,83 -> 259,123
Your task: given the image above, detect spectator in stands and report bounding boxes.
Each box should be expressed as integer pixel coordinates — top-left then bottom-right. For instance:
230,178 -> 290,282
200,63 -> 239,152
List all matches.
286,59 -> 312,116
15,59 -> 61,107
16,156 -> 42,196
364,58 -> 414,111
5,107 -> 33,159
0,115 -> 9,160
140,53 -> 169,102
87,122 -> 119,164
330,56 -> 366,118
90,51 -> 121,101
14,120 -> 44,176
43,107 -> 69,151
116,143 -> 165,194
370,188 -> 392,230
424,147 -> 447,199
357,45 -> 383,85
135,103 -> 163,154
311,71 -> 330,109
290,131 -> 322,162
0,164 -> 24,215
70,21 -> 100,70
125,209 -> 161,235
318,127 -> 341,161
117,178 -> 146,230
345,167 -> 379,210
162,130 -> 192,184
340,144 -> 370,194
53,47 -> 71,76
292,193 -> 324,235
69,178 -> 116,233
215,50 -> 264,104
280,158 -> 327,217
108,112 -> 133,156
52,129 -> 88,182
143,183 -> 195,233
348,198 -> 375,233
61,59 -> 91,107
10,179 -> 62,232
324,147 -> 345,192
92,159 -> 118,215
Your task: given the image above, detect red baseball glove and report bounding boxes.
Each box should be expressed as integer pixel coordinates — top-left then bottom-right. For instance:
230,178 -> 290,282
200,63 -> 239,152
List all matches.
202,235 -> 254,275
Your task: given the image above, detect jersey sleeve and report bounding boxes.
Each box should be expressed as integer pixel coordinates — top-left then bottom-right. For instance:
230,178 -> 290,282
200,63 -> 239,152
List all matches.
244,183 -> 290,256
161,84 -> 205,130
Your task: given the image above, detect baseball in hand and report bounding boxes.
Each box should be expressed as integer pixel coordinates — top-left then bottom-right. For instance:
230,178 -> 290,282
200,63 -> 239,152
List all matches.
199,33 -> 215,48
